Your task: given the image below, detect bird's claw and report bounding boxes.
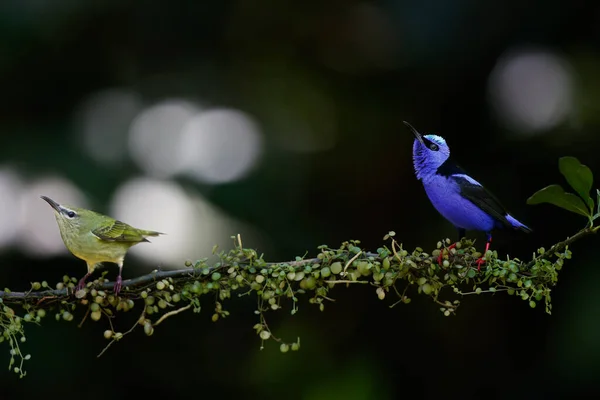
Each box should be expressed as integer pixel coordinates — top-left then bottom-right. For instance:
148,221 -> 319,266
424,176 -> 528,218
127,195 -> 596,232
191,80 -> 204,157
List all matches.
437,242 -> 457,266
475,257 -> 486,271
75,277 -> 88,293
113,276 -> 122,297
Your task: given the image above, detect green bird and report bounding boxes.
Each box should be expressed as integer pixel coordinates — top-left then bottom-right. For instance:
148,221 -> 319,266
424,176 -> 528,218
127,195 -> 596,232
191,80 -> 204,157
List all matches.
40,196 -> 163,296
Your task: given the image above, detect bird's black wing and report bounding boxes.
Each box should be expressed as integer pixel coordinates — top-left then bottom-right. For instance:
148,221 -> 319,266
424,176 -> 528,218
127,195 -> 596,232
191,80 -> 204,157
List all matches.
436,158 -> 469,177
451,175 -> 513,228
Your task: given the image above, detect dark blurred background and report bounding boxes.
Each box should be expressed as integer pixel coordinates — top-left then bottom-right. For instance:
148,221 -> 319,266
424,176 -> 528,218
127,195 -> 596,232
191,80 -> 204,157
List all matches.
2,0 -> 600,398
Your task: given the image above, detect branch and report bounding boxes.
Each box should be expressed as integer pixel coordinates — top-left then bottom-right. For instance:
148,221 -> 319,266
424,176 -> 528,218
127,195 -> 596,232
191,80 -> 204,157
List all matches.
523,225 -> 599,270
0,253 -> 380,300
0,229 -> 592,378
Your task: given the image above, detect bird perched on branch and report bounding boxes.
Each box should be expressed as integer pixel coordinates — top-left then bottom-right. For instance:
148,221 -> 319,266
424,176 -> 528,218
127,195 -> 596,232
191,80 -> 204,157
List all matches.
41,196 -> 163,296
404,121 -> 531,269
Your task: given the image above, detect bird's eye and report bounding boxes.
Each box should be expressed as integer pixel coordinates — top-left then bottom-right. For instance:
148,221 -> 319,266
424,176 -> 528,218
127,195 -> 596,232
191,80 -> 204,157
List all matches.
429,143 -> 439,151
66,211 -> 76,218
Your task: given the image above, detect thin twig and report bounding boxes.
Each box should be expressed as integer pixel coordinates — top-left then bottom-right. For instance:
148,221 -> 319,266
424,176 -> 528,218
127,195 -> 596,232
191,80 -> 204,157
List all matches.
78,306 -> 90,329
343,251 -> 362,276
153,304 -> 192,327
523,226 -> 599,270
97,308 -> 145,358
389,284 -> 408,308
433,298 -> 456,310
459,288 -> 510,295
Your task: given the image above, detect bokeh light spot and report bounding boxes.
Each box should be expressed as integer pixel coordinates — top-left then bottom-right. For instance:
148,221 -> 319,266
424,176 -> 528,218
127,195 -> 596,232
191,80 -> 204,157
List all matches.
109,178 -> 196,266
75,88 -> 143,166
128,99 -> 200,178
488,47 -> 574,134
179,108 -> 264,184
0,167 -> 24,250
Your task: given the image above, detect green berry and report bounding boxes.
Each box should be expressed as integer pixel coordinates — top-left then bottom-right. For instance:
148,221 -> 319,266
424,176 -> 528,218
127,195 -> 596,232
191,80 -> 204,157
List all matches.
529,301 -> 536,308
330,262 -> 342,275
303,277 -> 316,290
259,331 -> 271,340
144,322 -> 154,336
382,257 -> 390,269
90,311 -> 102,321
357,261 -> 371,276
421,283 -> 433,295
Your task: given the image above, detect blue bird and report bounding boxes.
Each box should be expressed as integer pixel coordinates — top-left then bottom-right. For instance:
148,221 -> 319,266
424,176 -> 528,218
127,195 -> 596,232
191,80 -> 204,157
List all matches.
404,121 -> 531,269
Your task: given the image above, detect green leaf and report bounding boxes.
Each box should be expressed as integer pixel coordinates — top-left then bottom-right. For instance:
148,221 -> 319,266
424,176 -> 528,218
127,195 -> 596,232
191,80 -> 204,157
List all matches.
559,156 -> 594,211
527,184 -> 590,218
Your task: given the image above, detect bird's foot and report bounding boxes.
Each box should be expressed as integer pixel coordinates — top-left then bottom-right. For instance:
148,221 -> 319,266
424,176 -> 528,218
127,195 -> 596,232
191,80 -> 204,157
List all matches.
475,257 -> 486,271
75,276 -> 88,293
476,237 -> 492,272
113,276 -> 122,297
437,243 -> 458,266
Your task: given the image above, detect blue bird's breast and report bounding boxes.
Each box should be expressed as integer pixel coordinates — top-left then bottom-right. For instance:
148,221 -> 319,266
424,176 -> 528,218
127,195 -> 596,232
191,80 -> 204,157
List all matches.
423,177 -> 496,232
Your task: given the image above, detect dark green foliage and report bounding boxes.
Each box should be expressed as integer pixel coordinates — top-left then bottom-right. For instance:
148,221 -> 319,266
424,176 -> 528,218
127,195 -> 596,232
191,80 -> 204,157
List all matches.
528,156 -> 598,224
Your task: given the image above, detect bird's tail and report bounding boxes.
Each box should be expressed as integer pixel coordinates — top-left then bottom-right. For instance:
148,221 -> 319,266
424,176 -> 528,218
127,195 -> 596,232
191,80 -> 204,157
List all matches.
505,214 -> 532,233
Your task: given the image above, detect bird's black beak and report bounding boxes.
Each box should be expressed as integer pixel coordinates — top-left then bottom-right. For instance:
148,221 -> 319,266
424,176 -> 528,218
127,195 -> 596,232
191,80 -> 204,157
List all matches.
403,121 -> 424,145
40,196 -> 61,213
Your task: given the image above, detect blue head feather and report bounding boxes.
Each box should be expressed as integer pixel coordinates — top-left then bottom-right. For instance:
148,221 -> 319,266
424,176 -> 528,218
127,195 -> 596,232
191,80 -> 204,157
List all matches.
406,123 -> 451,182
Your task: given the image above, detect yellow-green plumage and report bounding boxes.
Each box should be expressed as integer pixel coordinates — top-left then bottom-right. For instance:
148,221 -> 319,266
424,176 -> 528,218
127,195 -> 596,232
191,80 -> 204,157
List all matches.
40,196 -> 162,295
